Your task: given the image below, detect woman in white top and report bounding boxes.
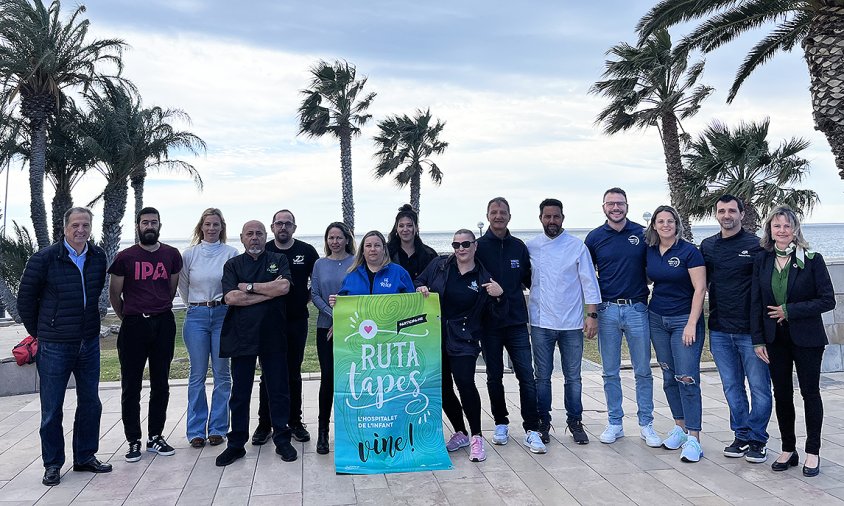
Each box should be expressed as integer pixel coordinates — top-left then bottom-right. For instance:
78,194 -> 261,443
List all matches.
178,208 -> 239,447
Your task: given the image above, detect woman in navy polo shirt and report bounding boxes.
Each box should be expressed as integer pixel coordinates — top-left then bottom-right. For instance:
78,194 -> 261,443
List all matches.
645,205 -> 707,463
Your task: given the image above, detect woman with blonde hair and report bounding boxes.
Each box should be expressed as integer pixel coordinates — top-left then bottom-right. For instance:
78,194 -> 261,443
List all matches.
178,208 -> 239,447
336,230 -> 414,296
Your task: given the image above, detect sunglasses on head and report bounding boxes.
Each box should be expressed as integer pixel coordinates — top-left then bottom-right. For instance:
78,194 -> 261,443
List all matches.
452,240 -> 475,249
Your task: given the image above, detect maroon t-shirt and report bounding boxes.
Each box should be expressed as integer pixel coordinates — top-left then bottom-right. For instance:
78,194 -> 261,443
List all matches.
108,244 -> 183,315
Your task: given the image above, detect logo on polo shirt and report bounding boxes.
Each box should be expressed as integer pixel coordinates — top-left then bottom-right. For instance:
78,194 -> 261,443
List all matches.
510,259 -> 520,269
293,254 -> 305,264
380,277 -> 392,288
628,235 -> 640,246
468,280 -> 479,292
738,250 -> 751,258
267,262 -> 279,274
668,257 -> 681,268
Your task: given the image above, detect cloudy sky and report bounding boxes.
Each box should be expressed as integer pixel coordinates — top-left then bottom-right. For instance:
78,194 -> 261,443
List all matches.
3,0 -> 842,239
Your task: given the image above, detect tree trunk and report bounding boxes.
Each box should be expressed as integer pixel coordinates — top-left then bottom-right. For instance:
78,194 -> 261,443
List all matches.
29,122 -> 51,250
410,169 -> 421,220
659,113 -> 694,241
51,187 -> 73,244
804,5 -> 844,180
0,277 -> 20,322
339,130 -> 355,232
741,201 -> 760,234
130,170 -> 146,244
98,179 -> 129,315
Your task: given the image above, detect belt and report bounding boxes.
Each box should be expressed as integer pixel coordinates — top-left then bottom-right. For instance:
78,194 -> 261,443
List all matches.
603,298 -> 647,305
190,300 -> 224,307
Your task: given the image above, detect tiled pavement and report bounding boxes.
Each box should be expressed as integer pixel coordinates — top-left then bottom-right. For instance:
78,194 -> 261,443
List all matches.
2,368 -> 844,505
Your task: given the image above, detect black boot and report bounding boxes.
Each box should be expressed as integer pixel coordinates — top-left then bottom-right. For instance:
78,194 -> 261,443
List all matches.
316,429 -> 329,455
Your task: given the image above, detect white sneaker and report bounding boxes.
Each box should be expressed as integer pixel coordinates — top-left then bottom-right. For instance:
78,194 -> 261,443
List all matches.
524,430 -> 547,454
599,424 -> 624,444
492,424 -> 509,445
640,423 -> 662,448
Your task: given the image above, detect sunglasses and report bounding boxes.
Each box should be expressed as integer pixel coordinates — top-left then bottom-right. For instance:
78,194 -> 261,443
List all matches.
451,240 -> 475,250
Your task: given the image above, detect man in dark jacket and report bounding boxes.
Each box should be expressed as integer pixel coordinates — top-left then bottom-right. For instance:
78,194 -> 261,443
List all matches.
700,194 -> 771,463
215,220 -> 297,467
17,207 -> 111,486
475,197 -> 545,454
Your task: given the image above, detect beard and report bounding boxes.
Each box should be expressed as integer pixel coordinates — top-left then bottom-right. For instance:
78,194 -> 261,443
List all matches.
139,228 -> 160,245
543,223 -> 561,237
247,246 -> 264,255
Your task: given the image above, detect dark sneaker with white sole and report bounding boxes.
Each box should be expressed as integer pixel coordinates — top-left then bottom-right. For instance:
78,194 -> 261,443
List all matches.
567,421 -> 589,445
291,424 -> 311,442
745,442 -> 768,463
723,438 -> 750,458
147,435 -> 175,456
125,440 -> 142,462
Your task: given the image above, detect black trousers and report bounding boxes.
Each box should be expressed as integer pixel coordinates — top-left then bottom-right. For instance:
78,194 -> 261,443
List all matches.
117,312 -> 176,442
442,350 -> 482,436
316,327 -> 334,431
228,350 -> 291,449
257,317 -> 308,428
767,324 -> 825,454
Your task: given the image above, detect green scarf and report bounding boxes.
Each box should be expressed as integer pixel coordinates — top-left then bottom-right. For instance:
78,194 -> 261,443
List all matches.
774,242 -> 815,269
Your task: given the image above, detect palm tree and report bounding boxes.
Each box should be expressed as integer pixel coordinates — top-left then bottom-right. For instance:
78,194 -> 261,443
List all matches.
373,109 -> 448,218
590,29 -> 713,240
680,118 -> 818,233
0,104 -> 24,320
0,0 -> 125,250
0,221 -> 35,321
637,1 -> 844,181
298,60 -> 376,231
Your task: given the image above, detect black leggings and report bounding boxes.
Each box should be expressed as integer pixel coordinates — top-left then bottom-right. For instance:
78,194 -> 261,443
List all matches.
316,327 -> 334,431
442,352 -> 482,436
767,325 -> 825,455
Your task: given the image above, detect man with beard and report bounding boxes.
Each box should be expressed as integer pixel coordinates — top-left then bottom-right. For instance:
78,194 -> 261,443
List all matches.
700,195 -> 770,463
109,207 -> 182,463
475,197 -> 546,454
216,220 -> 297,466
252,209 -> 318,445
585,188 -> 660,447
527,198 -> 601,446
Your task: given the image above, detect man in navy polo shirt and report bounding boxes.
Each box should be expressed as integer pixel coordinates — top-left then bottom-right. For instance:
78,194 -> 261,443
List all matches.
585,188 -> 661,447
700,194 -> 770,463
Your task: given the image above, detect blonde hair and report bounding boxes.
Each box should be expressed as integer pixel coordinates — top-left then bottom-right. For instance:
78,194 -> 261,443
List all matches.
190,208 -> 227,245
759,205 -> 810,252
348,230 -> 389,272
644,205 -> 684,247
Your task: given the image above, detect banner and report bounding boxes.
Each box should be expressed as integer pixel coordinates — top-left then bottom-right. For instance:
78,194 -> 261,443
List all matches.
333,292 -> 452,474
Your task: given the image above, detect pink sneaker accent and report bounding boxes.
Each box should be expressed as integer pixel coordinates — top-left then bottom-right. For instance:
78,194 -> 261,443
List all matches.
469,435 -> 486,462
446,432 -> 470,452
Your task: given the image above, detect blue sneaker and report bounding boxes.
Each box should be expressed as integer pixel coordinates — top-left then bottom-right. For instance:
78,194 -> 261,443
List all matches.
662,425 -> 688,450
492,424 -> 509,445
524,430 -> 547,454
680,435 -> 703,462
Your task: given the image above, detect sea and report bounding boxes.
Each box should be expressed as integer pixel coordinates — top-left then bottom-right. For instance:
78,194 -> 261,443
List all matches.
151,224 -> 844,259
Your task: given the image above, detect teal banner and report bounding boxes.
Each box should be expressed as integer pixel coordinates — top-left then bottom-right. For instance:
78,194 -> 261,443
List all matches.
333,293 -> 452,474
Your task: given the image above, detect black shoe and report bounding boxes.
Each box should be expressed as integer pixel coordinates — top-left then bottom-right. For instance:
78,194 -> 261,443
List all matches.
147,435 -> 175,456
316,429 -> 330,455
72,458 -> 113,473
538,420 -> 551,444
215,447 -> 247,467
566,421 -> 589,445
723,438 -> 749,458
771,451 -> 799,471
803,456 -> 820,477
42,467 -> 61,486
251,427 -> 272,446
125,440 -> 142,463
276,441 -> 298,462
745,441 -> 768,463
291,424 -> 311,442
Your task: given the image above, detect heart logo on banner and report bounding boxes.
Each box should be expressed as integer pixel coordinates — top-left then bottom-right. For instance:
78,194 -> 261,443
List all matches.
359,320 -> 378,339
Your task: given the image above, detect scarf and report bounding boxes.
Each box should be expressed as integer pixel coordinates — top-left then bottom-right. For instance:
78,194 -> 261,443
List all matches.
774,242 -> 814,269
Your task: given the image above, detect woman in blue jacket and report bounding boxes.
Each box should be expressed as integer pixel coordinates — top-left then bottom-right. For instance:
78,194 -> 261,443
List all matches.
335,230 -> 414,296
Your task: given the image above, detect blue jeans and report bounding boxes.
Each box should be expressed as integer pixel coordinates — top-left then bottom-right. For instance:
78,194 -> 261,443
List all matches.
597,302 -> 654,426
183,305 -> 231,440
531,326 -> 584,424
36,338 -> 102,468
649,311 -> 705,432
481,324 -> 539,431
709,331 -> 772,443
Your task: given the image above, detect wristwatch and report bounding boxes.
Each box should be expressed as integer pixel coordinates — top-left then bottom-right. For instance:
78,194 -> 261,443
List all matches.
586,312 -> 598,319
246,283 -> 254,293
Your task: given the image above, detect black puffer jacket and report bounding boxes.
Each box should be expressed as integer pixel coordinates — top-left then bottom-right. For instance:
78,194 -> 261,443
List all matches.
17,241 -> 107,343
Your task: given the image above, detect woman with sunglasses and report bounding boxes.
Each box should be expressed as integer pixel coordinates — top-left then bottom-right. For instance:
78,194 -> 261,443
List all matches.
310,222 -> 356,455
387,204 -> 439,280
415,229 -> 504,463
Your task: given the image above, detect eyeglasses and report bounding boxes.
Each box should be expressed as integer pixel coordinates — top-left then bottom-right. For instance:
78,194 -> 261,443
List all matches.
452,240 -> 475,250
273,221 -> 296,229
603,201 -> 627,208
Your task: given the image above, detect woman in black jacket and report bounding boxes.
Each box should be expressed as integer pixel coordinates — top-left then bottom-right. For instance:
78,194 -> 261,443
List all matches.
751,205 -> 835,477
387,204 -> 438,280
415,229 -> 504,463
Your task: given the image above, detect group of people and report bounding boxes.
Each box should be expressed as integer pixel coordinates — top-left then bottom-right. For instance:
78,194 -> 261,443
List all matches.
16,189 -> 835,487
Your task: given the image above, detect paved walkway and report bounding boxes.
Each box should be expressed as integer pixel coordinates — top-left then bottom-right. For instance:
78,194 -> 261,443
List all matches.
1,368 -> 844,505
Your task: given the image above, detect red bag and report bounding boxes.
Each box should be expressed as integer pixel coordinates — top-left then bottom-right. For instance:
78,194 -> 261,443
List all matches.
12,336 -> 38,366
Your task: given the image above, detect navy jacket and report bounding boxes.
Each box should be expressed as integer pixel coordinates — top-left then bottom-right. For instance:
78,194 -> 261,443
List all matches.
475,229 -> 531,327
700,229 -> 763,333
17,241 -> 107,343
751,251 -> 835,347
338,262 -> 414,296
415,255 -> 507,356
